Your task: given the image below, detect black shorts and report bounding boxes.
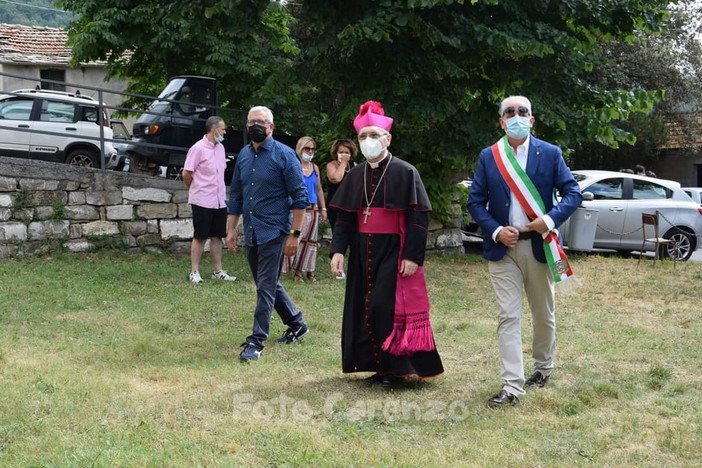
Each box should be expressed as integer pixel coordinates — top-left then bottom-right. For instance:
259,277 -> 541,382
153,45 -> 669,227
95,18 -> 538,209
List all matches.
192,205 -> 227,240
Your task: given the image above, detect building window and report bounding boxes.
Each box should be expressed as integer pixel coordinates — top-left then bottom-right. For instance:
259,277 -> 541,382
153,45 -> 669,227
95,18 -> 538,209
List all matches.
40,69 -> 66,91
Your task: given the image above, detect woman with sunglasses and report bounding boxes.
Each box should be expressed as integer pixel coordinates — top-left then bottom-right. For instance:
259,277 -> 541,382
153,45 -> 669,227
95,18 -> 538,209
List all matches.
282,136 -> 327,283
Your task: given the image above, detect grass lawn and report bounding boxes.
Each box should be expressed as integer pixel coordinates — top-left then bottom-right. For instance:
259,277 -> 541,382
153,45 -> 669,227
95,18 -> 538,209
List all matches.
0,248 -> 700,467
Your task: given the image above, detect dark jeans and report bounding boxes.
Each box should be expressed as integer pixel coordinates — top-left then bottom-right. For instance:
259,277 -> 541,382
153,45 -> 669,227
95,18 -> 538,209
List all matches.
245,233 -> 305,348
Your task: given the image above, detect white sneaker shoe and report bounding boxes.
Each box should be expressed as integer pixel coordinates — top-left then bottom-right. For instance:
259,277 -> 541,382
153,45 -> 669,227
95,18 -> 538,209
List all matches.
212,270 -> 237,281
335,271 -> 346,280
189,271 -> 203,284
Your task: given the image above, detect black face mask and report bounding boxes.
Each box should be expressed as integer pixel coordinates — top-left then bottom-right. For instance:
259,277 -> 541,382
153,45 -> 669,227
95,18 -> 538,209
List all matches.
247,124 -> 267,143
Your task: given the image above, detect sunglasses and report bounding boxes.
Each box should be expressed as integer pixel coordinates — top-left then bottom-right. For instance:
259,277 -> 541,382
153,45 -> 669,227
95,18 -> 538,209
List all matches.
302,146 -> 316,152
503,106 -> 530,117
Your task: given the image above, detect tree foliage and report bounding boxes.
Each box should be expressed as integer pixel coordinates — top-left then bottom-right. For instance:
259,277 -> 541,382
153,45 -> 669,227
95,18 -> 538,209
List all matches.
58,0 -> 677,222
572,2 -> 702,171
56,0 -> 298,115
282,0 -> 671,220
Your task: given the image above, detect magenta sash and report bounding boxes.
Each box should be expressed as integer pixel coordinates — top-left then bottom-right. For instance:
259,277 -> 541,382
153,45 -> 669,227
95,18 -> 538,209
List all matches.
357,208 -> 435,355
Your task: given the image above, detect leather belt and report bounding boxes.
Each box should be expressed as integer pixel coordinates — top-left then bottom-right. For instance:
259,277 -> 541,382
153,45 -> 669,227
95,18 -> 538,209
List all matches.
518,231 -> 532,240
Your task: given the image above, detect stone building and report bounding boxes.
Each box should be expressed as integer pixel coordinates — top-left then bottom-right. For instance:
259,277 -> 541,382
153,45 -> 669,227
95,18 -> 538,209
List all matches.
0,23 -> 129,123
653,114 -> 702,187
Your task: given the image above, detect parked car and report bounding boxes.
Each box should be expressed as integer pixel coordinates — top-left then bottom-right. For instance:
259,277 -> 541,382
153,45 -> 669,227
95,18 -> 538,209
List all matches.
0,88 -> 116,167
682,187 -> 702,205
561,170 -> 702,260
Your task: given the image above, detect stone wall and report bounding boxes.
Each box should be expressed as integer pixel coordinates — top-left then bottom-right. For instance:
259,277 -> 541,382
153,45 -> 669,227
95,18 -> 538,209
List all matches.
0,158 -> 463,257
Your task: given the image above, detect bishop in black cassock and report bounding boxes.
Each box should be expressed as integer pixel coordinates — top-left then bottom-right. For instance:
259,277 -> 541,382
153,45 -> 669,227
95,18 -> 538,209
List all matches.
329,101 -> 443,387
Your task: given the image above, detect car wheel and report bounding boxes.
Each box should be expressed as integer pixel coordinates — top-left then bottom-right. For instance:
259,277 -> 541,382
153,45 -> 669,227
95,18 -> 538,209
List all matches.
66,149 -> 99,168
166,166 -> 183,181
661,229 -> 694,261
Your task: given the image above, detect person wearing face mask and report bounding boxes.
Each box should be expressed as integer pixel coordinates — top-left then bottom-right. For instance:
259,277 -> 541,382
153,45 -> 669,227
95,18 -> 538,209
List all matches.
329,101 -> 444,388
325,139 -> 358,233
182,116 -> 237,284
468,95 -> 582,407
281,136 -> 327,283
226,106 -> 310,362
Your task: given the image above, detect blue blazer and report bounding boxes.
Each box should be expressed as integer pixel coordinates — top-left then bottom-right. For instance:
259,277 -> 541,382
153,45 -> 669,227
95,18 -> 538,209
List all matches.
467,136 -> 582,263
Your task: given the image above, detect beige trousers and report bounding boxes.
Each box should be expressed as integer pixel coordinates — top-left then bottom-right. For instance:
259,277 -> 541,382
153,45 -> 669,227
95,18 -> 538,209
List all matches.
488,239 -> 555,397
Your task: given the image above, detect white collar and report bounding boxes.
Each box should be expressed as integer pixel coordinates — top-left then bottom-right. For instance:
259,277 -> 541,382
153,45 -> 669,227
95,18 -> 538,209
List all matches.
367,152 -> 389,169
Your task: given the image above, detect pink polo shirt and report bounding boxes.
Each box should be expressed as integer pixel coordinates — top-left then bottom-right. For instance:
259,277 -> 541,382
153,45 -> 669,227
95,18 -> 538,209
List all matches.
183,135 -> 227,209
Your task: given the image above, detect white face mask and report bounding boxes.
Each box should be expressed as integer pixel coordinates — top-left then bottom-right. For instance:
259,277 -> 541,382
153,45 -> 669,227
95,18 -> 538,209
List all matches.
302,153 -> 314,162
214,129 -> 224,143
360,137 -> 384,159
337,153 -> 349,161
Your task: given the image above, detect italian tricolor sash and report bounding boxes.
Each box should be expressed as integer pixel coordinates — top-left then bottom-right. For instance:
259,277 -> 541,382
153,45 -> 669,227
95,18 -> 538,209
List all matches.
491,136 -> 578,290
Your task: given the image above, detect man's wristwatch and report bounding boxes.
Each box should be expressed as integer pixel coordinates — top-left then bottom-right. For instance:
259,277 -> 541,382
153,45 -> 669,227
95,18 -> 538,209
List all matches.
289,229 -> 301,238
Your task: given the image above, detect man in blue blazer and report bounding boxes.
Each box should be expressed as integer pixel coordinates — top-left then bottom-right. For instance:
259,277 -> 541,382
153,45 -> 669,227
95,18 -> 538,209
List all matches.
468,95 -> 582,406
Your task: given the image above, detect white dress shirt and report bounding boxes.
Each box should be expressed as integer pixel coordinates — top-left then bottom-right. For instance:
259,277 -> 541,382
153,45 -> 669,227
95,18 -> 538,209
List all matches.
491,135 -> 554,243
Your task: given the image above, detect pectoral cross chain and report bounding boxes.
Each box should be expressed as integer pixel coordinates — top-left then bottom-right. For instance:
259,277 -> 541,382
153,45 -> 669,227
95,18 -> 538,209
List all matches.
362,156 -> 393,225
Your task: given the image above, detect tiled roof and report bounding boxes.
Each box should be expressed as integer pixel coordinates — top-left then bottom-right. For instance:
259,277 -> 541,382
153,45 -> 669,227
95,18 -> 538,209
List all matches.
0,23 -> 102,65
662,113 -> 702,150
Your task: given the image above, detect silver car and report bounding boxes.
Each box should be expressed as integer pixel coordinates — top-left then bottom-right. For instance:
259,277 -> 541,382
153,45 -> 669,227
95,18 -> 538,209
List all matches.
564,170 -> 702,261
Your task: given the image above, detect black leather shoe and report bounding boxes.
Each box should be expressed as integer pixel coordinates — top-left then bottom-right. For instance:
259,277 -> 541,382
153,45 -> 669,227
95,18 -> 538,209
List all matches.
364,373 -> 383,385
487,389 -> 518,407
380,375 -> 405,388
525,371 -> 550,388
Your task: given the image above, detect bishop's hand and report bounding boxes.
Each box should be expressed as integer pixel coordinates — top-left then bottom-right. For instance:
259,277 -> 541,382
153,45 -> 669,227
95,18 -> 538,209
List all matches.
331,253 -> 345,277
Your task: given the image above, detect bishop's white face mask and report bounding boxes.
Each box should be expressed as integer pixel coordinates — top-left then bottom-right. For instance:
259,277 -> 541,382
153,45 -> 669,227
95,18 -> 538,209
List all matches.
360,137 -> 384,159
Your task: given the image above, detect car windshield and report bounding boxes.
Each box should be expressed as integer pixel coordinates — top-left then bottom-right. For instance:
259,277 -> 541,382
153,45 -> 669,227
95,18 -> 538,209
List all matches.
148,78 -> 187,110
110,122 -> 130,139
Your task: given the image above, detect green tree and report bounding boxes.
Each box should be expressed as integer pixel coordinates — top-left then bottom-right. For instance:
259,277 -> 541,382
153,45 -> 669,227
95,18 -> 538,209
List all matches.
57,0 -> 298,112
572,2 -> 702,171
281,0 -> 670,220
59,0 -> 675,222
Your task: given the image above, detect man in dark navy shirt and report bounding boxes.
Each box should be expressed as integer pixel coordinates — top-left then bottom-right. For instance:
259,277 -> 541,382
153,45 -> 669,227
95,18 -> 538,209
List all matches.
226,105 -> 310,362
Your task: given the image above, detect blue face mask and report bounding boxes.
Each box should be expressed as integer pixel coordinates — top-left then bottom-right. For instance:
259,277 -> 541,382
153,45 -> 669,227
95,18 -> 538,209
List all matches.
505,115 -> 531,139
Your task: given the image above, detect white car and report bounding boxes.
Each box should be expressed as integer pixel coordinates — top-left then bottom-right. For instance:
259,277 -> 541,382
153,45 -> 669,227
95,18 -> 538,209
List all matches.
0,88 -> 116,168
682,187 -> 702,205
563,170 -> 702,261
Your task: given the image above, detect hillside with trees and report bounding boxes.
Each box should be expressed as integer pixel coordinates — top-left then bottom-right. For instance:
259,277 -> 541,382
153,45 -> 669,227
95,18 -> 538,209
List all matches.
0,0 -> 73,28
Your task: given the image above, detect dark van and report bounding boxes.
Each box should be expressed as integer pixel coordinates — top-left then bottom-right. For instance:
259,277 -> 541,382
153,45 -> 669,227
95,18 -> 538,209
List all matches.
128,76 -> 244,175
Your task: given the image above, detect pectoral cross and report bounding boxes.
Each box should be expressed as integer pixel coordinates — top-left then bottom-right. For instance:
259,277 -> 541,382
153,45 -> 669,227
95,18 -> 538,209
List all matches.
362,207 -> 372,224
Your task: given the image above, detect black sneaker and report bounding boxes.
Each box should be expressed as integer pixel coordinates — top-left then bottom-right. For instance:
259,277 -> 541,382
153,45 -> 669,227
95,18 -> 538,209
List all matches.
239,342 -> 263,362
525,371 -> 550,388
275,323 -> 309,344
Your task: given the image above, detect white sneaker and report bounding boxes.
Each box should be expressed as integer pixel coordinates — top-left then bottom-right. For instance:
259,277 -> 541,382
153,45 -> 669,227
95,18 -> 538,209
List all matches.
189,271 -> 203,284
212,270 -> 237,281
335,271 -> 346,280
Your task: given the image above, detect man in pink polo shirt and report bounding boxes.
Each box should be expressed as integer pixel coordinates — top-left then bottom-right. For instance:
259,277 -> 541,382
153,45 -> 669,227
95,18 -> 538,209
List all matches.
183,116 -> 237,284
